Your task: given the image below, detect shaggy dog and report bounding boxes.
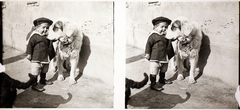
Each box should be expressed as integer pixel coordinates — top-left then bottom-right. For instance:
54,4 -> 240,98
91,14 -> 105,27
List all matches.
0,64 -> 36,108
165,16 -> 202,84
125,73 -> 148,108
47,18 -> 83,85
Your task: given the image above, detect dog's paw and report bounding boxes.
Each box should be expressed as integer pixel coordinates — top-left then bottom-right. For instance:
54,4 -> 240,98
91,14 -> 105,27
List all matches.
69,78 -> 77,85
188,78 -> 196,84
177,74 -> 184,80
58,75 -> 65,81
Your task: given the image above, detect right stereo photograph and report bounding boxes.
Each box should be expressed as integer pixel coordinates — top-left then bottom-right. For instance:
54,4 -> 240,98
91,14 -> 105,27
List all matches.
125,1 -> 239,109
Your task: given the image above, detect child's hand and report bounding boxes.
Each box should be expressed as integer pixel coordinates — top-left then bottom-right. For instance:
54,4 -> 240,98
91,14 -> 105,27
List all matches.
26,54 -> 32,61
145,54 -> 150,60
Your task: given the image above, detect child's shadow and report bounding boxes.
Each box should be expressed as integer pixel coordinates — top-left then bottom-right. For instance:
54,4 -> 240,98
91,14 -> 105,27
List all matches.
128,87 -> 191,108
13,88 -> 72,108
49,33 -> 91,82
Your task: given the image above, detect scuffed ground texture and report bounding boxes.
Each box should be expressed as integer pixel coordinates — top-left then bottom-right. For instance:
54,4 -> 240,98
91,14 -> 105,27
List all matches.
126,46 -> 238,109
2,46 -> 113,108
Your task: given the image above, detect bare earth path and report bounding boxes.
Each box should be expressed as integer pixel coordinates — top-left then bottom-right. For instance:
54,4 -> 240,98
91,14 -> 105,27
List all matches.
2,46 -> 113,108
126,46 -> 238,109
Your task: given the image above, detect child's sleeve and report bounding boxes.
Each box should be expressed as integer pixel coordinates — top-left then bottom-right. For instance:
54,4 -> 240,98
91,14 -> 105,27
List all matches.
48,40 -> 56,60
166,39 -> 175,59
145,34 -> 154,54
26,35 -> 37,55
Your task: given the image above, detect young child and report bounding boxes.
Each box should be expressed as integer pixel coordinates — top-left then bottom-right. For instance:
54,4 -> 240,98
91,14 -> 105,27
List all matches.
145,16 -> 175,91
26,17 -> 55,92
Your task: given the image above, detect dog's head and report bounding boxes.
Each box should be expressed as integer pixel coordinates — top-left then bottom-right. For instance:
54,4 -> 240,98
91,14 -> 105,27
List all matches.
165,16 -> 194,44
47,18 -> 77,44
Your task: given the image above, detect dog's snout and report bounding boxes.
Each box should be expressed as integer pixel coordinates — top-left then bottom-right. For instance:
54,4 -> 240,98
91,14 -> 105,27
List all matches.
178,36 -> 183,41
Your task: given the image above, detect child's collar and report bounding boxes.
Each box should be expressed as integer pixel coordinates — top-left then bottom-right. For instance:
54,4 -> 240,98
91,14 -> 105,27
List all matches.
150,30 -> 162,36
32,30 -> 43,36
26,31 -> 45,45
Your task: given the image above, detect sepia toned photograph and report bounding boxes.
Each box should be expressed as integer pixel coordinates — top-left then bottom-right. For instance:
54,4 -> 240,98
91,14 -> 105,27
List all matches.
1,1 -> 239,109
125,2 -> 239,109
1,1 -> 113,108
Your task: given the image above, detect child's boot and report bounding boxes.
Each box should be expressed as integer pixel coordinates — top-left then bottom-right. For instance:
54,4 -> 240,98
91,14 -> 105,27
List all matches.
159,72 -> 172,84
150,74 -> 163,91
31,75 -> 45,92
40,72 -> 53,85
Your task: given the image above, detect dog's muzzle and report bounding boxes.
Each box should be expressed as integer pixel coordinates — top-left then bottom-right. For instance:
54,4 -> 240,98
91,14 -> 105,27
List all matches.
59,36 -> 69,44
178,35 -> 192,45
58,36 -> 74,45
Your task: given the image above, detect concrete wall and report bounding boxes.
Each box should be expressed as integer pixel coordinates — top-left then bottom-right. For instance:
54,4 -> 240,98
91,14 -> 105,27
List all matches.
126,2 -> 239,87
2,1 -> 113,85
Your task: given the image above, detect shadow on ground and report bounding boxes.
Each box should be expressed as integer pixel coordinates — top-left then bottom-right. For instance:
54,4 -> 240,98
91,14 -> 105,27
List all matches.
13,88 -> 72,108
2,53 -> 27,65
195,32 -> 211,80
126,53 -> 145,64
128,87 -> 190,109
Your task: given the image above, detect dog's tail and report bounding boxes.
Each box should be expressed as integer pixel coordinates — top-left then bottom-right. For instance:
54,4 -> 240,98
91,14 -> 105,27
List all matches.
126,73 -> 149,89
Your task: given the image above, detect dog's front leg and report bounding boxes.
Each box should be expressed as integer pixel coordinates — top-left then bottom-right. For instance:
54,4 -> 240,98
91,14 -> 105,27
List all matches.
69,56 -> 79,85
177,54 -> 185,81
57,54 -> 65,81
188,56 -> 198,84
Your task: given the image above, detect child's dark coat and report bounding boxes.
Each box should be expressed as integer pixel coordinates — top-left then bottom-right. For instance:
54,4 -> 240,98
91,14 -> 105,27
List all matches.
145,33 -> 174,61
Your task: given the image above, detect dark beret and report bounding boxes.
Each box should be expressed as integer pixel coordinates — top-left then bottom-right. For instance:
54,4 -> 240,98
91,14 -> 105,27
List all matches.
33,17 -> 53,26
152,16 -> 172,26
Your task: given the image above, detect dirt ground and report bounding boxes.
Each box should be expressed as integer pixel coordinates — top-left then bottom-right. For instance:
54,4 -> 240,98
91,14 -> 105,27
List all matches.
2,45 -> 238,108
126,46 -> 238,109
2,46 -> 113,108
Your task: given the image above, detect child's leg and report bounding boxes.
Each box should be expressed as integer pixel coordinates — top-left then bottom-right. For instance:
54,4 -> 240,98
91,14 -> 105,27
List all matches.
31,62 -> 41,76
149,61 -> 163,91
159,63 -> 172,84
40,64 -> 53,85
31,62 -> 45,92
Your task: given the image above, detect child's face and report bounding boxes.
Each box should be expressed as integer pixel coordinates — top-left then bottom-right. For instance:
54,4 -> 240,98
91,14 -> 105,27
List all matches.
35,23 -> 50,36
154,22 -> 169,35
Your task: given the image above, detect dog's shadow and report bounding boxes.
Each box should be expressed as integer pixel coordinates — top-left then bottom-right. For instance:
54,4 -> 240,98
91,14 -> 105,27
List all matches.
127,87 -> 191,108
195,32 -> 211,80
13,88 -> 72,108
49,33 -> 91,82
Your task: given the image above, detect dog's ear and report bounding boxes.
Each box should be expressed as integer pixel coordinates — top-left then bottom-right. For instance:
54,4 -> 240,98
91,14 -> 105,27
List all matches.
64,22 -> 76,37
53,21 -> 63,32
182,21 -> 193,36
47,21 -> 64,40
171,20 -> 181,31
165,20 -> 182,40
